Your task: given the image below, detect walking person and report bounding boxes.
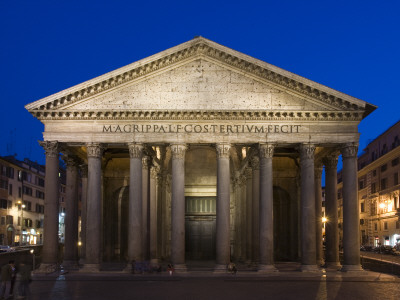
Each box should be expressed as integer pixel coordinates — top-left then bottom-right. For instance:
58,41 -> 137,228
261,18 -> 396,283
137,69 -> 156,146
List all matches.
0,260 -> 15,300
14,263 -> 31,300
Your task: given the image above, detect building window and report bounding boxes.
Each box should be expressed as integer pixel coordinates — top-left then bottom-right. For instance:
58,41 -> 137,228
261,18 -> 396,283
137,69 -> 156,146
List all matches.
22,186 -> 32,196
23,201 -> 32,211
360,202 -> 365,213
373,170 -> 377,177
394,173 -> 399,186
0,179 -> 8,190
374,223 -> 378,231
371,183 -> 376,193
381,164 -> 387,172
0,217 -> 4,225
6,216 -> 13,225
381,178 -> 388,190
392,157 -> 399,166
8,184 -> 12,196
384,221 -> 388,230
359,180 -> 365,190
0,199 -> 11,209
382,144 -> 388,155
35,190 -> 45,199
37,177 -> 45,187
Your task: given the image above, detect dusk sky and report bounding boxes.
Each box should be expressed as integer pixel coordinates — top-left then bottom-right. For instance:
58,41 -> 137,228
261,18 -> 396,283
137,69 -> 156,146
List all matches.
1,1 -> 399,166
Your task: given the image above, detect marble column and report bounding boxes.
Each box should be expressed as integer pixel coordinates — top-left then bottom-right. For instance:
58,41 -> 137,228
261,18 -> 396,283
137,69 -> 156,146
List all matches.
341,143 -> 362,272
258,144 -> 277,272
160,171 -> 168,259
82,143 -> 103,272
37,141 -> 59,272
251,155 -> 260,265
170,144 -> 187,272
142,156 -> 150,260
300,144 -> 318,272
63,155 -> 80,270
245,167 -> 253,262
314,163 -> 324,266
79,165 -> 88,264
323,153 -> 341,269
215,143 -> 231,272
126,143 -> 143,269
240,174 -> 247,262
150,165 -> 158,263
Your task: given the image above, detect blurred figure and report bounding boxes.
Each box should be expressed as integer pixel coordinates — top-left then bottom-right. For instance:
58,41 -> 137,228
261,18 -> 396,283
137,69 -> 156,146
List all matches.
0,260 -> 15,299
13,263 -> 31,300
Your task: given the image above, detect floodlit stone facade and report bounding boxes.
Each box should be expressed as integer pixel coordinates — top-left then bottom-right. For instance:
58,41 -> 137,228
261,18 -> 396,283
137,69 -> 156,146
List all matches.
25,37 -> 376,273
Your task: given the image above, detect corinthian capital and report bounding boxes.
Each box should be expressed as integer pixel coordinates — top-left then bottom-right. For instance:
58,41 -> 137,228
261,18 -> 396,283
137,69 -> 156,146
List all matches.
341,143 -> 358,158
39,141 -> 59,158
170,144 -> 187,160
259,143 -> 275,159
299,144 -> 315,160
250,155 -> 260,170
86,143 -> 104,158
128,143 -> 144,159
216,143 -> 231,158
322,153 -> 339,169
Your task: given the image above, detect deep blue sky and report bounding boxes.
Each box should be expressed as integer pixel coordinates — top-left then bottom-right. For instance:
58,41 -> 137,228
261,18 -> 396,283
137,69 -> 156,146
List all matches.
1,1 -> 399,166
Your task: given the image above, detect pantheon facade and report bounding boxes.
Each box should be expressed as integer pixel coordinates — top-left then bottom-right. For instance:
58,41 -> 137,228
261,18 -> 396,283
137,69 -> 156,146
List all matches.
26,37 -> 376,273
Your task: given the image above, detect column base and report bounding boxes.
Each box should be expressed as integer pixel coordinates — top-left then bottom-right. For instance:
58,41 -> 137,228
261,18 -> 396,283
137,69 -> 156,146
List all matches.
317,258 -> 325,267
173,264 -> 187,273
33,263 -> 60,275
300,264 -> 321,272
80,263 -> 101,273
325,262 -> 342,271
257,264 -> 278,273
213,264 -> 229,273
62,260 -> 80,271
341,264 -> 364,273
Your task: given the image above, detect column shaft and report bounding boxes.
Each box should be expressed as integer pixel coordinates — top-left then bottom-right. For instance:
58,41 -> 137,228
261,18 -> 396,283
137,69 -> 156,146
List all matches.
171,144 -> 187,272
323,154 -> 341,269
341,144 -> 362,271
245,168 -> 253,262
39,141 -> 60,268
80,166 -> 88,263
127,143 -> 143,265
215,143 -> 231,271
150,166 -> 158,263
142,156 -> 150,260
84,143 -> 103,271
258,144 -> 276,272
251,156 -> 260,264
300,144 -> 318,271
63,155 -> 79,269
315,164 -> 324,266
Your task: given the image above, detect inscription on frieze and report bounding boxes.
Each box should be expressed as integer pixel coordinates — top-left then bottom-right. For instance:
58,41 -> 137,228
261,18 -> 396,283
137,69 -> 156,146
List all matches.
102,123 -> 301,134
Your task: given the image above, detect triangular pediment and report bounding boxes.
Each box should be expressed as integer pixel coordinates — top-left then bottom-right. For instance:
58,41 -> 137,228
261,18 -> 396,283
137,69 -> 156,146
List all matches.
25,36 -> 376,120
63,58 -> 334,112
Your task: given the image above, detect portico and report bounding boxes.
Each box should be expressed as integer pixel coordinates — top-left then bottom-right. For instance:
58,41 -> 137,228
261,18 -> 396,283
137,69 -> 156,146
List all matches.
26,37 -> 376,273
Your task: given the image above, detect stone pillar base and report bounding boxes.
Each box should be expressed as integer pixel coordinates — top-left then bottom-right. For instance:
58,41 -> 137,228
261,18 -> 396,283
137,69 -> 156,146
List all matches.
173,264 -> 187,273
213,264 -> 228,273
326,262 -> 342,271
341,264 -> 364,273
33,263 -> 59,274
300,264 -> 321,272
63,260 -> 80,271
257,264 -> 278,273
317,258 -> 325,267
80,263 -> 101,273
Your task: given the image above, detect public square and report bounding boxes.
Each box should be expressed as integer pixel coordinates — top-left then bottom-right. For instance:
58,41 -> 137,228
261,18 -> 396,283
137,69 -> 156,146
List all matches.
26,262 -> 400,300
27,263 -> 400,300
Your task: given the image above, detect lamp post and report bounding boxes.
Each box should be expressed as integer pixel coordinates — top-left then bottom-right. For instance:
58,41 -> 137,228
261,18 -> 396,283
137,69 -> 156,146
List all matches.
17,200 -> 25,245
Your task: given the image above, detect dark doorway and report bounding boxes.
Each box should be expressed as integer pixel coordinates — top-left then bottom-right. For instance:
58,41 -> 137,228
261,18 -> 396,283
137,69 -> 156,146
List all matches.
185,197 -> 216,260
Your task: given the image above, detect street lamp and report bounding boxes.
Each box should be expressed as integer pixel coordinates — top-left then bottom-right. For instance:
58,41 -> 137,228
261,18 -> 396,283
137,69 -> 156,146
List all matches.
17,200 -> 26,245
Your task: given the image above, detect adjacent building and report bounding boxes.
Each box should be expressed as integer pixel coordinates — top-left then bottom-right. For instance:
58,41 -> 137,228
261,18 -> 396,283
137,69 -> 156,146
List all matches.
338,121 -> 400,249
0,156 -> 69,247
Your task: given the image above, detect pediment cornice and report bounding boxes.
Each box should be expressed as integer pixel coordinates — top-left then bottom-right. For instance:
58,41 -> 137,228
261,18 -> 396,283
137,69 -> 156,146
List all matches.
25,37 -> 376,117
31,109 -> 364,122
